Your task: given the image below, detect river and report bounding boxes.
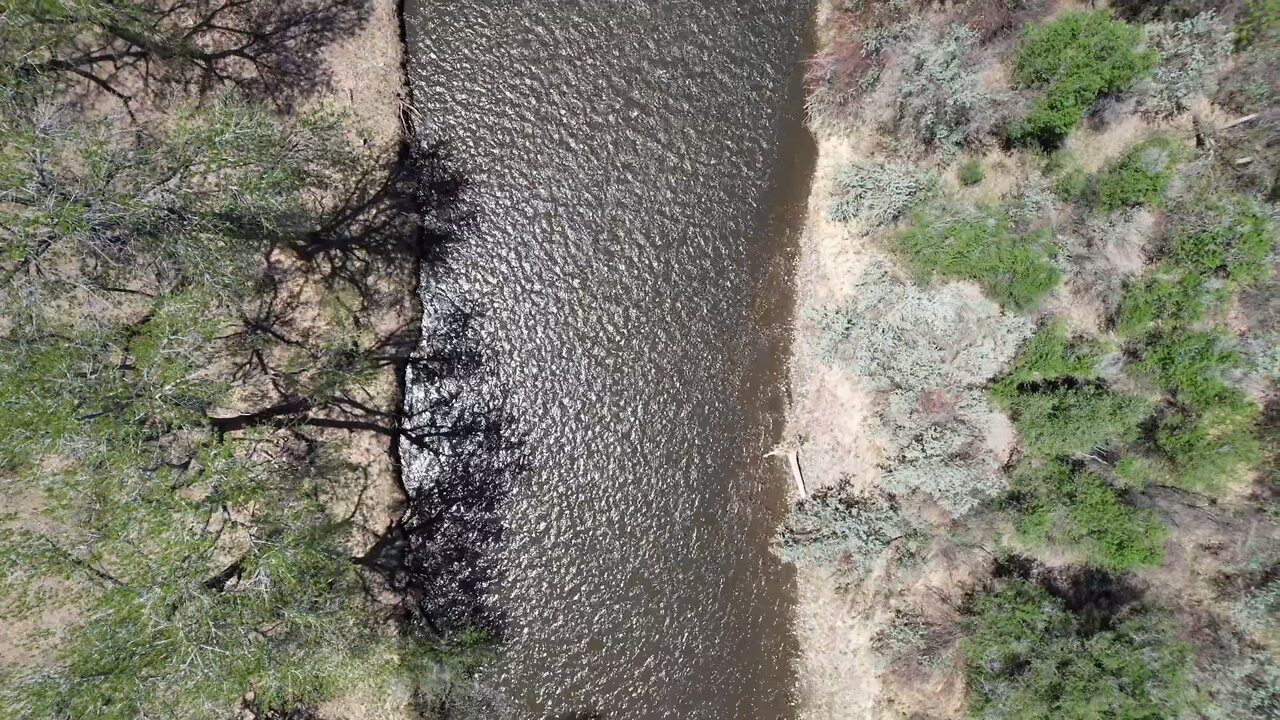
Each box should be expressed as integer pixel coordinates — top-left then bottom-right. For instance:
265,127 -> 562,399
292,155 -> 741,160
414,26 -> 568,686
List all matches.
401,3 -> 815,718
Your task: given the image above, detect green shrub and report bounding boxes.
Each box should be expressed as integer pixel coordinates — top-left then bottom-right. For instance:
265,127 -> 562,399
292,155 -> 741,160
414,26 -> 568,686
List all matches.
1236,0 -> 1280,49
959,157 -> 986,186
1010,11 -> 1156,147
1154,401 -> 1262,491
1134,328 -> 1246,408
1001,385 -> 1152,457
963,579 -> 1193,718
1113,269 -> 1226,337
992,324 -> 1102,400
1012,460 -> 1168,570
895,212 -> 1061,310
1168,197 -> 1275,284
1091,136 -> 1182,211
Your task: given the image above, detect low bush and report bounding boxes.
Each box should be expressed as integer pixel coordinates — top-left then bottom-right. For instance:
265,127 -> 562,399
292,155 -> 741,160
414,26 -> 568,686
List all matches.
959,157 -> 985,186
820,265 -> 1030,515
1009,11 -> 1156,147
1113,269 -> 1226,337
1000,385 -> 1152,457
775,485 -> 913,574
1143,12 -> 1232,116
963,579 -> 1193,718
992,324 -> 1102,400
1012,460 -> 1168,570
1091,136 -> 1183,211
806,4 -> 916,127
895,24 -> 990,152
1167,197 -> 1275,284
819,263 -> 1033,394
830,161 -> 936,229
895,211 -> 1060,310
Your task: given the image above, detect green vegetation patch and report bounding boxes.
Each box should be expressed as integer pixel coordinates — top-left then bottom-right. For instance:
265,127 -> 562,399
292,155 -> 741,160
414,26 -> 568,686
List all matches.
1167,197 -> 1275,284
963,579 -> 1193,718
1152,401 -> 1263,492
895,212 -> 1060,310
1091,136 -> 1183,211
959,157 -> 985,186
1000,385 -> 1151,457
1133,328 -> 1247,409
1011,461 -> 1168,570
992,324 -> 1102,399
1114,269 -> 1227,337
1010,11 -> 1155,147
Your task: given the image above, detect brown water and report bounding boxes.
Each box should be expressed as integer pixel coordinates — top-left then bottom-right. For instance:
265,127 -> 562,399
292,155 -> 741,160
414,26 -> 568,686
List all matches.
402,3 -> 815,718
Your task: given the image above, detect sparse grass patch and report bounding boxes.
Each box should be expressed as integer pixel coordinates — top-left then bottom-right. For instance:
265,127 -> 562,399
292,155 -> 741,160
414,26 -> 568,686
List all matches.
1046,150 -> 1089,200
963,578 -> 1193,716
1009,11 -> 1156,147
1091,136 -> 1183,211
895,211 -> 1060,310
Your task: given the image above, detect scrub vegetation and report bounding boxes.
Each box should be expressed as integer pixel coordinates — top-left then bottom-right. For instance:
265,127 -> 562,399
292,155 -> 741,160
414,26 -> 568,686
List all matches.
0,2 -> 491,719
784,1 -> 1280,717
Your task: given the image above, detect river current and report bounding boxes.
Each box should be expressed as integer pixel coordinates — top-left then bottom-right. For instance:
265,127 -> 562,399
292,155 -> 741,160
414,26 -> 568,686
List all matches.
402,3 -> 814,717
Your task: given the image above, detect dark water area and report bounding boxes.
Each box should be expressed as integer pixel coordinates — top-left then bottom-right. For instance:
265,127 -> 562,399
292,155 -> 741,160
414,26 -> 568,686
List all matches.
401,3 -> 815,718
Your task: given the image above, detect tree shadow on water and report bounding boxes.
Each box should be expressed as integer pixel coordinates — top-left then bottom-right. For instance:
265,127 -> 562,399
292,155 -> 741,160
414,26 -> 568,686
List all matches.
337,139 -> 522,644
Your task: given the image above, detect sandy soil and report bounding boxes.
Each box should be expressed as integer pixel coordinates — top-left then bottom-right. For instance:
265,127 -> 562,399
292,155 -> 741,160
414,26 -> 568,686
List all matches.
321,0 -> 408,149
314,5 -> 418,718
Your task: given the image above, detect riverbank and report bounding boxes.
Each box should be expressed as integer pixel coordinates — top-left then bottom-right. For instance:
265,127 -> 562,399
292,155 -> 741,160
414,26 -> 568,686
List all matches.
780,1 -> 1279,717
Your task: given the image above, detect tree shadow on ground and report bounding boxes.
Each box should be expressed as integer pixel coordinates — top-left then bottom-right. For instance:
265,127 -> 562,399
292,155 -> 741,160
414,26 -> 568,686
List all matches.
203,128 -> 518,640
990,554 -> 1149,633
53,0 -> 374,110
314,137 -> 521,643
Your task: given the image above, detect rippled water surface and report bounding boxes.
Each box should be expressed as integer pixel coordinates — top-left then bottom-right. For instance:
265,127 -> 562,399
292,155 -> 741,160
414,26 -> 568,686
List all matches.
402,2 -> 813,717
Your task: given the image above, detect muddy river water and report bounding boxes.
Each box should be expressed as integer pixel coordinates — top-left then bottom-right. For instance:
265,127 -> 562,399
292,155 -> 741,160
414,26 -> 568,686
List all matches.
402,2 -> 815,717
